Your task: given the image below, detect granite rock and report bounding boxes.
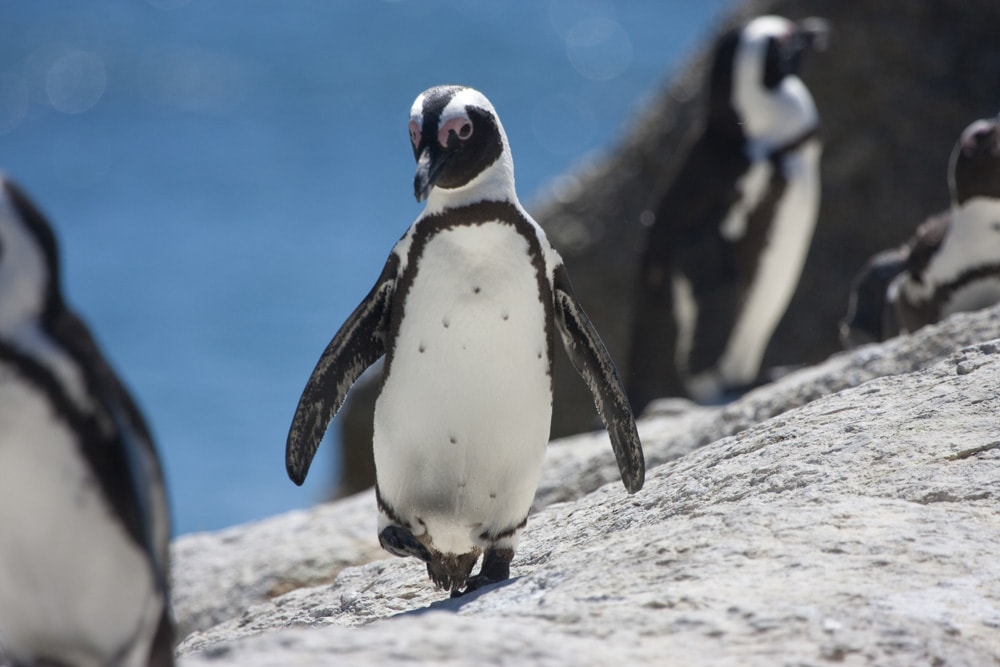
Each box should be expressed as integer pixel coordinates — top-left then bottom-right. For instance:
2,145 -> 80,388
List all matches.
173,305 -> 1000,665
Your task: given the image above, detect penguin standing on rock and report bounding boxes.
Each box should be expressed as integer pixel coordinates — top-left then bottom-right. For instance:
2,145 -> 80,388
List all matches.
886,115 -> 1000,334
286,85 -> 644,597
628,15 -> 828,410
0,177 -> 174,666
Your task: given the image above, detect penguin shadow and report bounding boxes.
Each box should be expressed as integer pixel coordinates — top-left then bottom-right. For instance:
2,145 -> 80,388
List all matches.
392,577 -> 522,619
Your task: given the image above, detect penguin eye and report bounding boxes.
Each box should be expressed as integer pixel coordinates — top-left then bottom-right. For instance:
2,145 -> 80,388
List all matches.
457,122 -> 473,140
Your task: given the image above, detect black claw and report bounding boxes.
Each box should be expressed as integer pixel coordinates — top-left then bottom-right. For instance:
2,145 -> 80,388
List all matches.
379,525 -> 432,562
426,550 -> 480,593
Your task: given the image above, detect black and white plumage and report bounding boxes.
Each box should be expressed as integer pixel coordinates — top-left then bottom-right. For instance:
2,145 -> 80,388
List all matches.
286,85 -> 643,596
885,115 -> 1000,333
0,177 -> 174,667
628,15 -> 828,409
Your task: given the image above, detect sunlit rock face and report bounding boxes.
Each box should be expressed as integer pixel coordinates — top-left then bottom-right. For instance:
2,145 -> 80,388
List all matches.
173,303 -> 1000,666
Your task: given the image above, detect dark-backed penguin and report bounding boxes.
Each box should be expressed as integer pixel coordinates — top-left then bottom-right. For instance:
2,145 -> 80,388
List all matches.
887,115 -> 1000,333
286,85 -> 644,597
628,15 -> 828,409
0,177 -> 174,667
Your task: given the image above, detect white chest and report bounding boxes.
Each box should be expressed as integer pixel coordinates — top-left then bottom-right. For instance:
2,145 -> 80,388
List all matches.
929,200 -> 1000,285
373,222 -> 553,554
0,365 -> 160,667
901,200 -> 1000,310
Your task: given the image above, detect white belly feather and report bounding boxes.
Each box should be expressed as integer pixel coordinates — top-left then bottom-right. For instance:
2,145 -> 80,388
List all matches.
0,365 -> 160,667
374,222 -> 552,555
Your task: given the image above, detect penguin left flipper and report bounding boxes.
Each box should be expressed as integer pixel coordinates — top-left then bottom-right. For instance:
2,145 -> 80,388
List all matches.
553,264 -> 645,493
286,255 -> 398,485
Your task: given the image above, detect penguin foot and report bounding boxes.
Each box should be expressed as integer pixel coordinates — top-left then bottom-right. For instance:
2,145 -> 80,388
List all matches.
451,546 -> 514,598
426,550 -> 480,594
378,525 -> 432,562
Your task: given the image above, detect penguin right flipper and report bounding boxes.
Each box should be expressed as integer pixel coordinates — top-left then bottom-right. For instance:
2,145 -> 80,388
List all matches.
285,255 -> 399,485
552,264 -> 645,493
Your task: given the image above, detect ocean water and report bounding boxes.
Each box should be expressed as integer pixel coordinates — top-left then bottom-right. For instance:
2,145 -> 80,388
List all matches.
0,0 -> 731,535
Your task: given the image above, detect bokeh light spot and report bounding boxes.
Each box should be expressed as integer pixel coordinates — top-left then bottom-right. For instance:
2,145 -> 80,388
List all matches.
45,50 -> 107,114
565,17 -> 632,81
0,73 -> 28,134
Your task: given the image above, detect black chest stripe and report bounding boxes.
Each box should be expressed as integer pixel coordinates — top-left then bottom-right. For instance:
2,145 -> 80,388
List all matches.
936,263 -> 1000,305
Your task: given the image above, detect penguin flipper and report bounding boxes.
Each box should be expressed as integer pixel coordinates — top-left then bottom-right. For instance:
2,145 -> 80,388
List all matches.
285,255 -> 398,485
553,265 -> 645,493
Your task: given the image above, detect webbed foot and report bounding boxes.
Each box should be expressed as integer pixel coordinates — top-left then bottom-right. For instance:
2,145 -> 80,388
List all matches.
378,525 -> 432,562
451,546 -> 513,598
427,550 -> 480,593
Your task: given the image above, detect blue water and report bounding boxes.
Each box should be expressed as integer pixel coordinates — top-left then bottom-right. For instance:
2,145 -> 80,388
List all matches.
0,0 -> 731,535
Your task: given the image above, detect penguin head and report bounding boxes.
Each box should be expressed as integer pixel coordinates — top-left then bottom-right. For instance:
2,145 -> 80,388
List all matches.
721,15 -> 827,150
949,115 -> 1000,207
0,177 -> 61,333
409,85 -> 515,208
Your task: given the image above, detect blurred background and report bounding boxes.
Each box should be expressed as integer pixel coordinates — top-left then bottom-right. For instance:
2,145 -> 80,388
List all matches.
0,0 -> 731,534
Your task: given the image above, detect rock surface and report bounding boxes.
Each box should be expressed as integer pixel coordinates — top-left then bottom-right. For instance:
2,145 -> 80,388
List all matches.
173,305 -> 1000,665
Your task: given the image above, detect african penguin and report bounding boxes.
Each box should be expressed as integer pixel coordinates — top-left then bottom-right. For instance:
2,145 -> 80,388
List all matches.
0,177 -> 174,667
887,114 -> 1000,333
286,85 -> 644,597
628,15 -> 828,409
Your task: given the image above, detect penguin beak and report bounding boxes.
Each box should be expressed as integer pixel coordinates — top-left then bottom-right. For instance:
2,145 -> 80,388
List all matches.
413,145 -> 449,202
774,17 -> 828,83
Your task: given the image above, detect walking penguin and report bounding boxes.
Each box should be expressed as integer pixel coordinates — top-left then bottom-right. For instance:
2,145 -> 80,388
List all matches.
286,85 -> 644,597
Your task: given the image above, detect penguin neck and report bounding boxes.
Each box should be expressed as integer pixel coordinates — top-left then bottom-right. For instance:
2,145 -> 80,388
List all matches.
422,151 -> 518,217
0,183 -> 94,416
0,207 -> 50,338
736,76 -> 818,161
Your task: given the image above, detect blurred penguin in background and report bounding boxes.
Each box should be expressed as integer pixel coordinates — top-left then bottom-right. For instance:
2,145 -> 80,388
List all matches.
628,15 -> 828,411
842,114 -> 1000,346
887,114 -> 1000,335
0,176 -> 175,667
